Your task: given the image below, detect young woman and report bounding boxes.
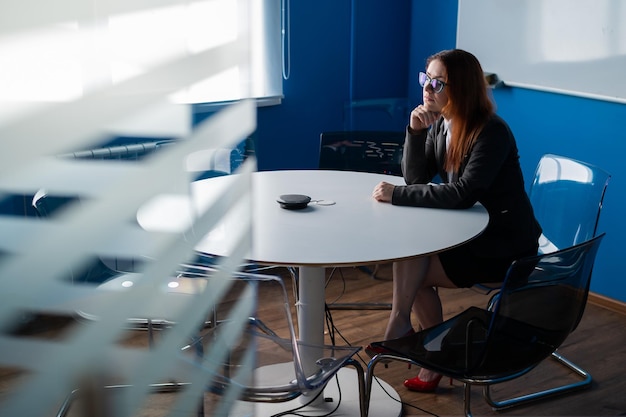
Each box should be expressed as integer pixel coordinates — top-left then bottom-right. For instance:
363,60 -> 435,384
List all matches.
368,49 -> 542,392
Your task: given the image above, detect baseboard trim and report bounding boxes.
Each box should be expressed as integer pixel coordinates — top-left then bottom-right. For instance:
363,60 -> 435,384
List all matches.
588,292 -> 626,316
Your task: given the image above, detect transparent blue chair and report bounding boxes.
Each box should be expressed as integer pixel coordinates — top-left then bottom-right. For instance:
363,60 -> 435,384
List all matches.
465,154 -> 610,413
365,234 -> 605,417
32,189 -> 125,284
52,265 -> 365,416
530,153 -> 611,255
475,154 -> 610,297
178,268 -> 366,416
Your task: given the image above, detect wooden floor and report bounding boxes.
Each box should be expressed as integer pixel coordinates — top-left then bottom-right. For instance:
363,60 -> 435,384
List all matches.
2,263 -> 625,416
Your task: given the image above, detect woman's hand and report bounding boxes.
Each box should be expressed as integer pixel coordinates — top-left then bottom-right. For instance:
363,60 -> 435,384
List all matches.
372,181 -> 395,203
409,105 -> 440,132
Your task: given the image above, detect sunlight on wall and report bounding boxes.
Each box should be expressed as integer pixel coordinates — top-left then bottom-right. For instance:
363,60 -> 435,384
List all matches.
0,0 -> 280,106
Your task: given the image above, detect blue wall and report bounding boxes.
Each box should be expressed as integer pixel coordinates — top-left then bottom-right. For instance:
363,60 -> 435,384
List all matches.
254,0 -> 625,303
256,0 -> 411,170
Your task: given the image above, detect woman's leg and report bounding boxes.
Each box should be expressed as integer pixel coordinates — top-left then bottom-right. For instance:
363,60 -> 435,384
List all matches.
411,286 -> 443,331
383,256 -> 431,340
408,255 -> 457,382
385,255 -> 457,339
385,255 -> 457,384
411,255 -> 455,330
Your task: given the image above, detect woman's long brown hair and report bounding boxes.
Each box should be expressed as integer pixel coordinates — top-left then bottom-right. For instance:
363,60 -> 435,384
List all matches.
427,49 -> 494,172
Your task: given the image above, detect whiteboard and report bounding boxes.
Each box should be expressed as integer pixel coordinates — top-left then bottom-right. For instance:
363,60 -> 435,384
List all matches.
456,0 -> 626,103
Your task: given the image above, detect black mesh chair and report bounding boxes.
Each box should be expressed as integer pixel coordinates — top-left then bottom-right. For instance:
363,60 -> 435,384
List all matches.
317,131 -> 404,310
319,131 -> 404,176
365,234 -> 605,417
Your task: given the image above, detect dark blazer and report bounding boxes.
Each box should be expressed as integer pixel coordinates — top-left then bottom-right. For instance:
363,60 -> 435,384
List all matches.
392,115 -> 541,258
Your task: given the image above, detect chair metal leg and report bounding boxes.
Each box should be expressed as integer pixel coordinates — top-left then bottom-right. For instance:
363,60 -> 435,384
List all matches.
367,354 -> 478,417
56,382 -> 190,417
364,354 -> 413,417
56,319 -> 205,417
363,356 -> 381,417
463,382 -> 474,417
482,350 -> 592,410
345,358 -> 367,417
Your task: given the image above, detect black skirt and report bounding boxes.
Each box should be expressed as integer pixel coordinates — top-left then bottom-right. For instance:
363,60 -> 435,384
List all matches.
438,244 -> 537,288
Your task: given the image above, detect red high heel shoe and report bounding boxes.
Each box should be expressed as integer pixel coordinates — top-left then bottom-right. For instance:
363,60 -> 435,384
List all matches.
403,373 -> 443,393
365,328 -> 415,358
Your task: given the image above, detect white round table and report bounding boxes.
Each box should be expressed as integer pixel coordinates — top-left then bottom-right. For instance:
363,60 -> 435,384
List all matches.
138,170 -> 489,416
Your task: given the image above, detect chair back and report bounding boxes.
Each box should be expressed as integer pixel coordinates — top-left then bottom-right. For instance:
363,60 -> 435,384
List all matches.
32,189 -> 121,284
482,234 -> 604,377
319,131 -> 404,176
32,189 -> 78,218
529,154 -> 610,254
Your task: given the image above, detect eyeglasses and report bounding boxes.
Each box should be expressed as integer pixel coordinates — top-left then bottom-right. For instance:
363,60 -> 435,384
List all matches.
418,72 -> 448,94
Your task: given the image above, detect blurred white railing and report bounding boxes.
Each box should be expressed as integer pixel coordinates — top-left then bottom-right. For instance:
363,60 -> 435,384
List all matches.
0,1 -> 258,415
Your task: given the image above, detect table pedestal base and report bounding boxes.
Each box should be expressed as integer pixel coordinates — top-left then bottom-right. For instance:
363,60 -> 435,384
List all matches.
227,366 -> 401,417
